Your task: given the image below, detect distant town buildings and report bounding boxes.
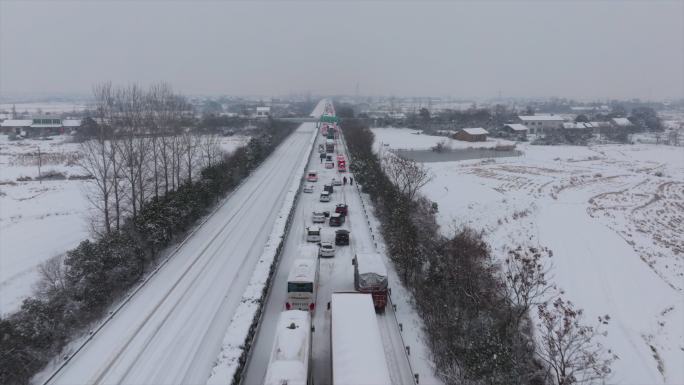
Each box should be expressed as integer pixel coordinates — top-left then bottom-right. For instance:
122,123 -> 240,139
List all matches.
517,115 -> 565,134
255,106 -> 270,118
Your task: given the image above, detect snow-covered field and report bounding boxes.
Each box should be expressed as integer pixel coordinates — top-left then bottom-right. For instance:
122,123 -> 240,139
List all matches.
374,128 -> 684,384
0,135 -> 90,314
371,127 -> 515,152
0,134 -> 250,315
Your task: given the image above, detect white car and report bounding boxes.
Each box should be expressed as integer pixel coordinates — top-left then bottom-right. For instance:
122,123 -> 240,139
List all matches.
303,184 -> 314,193
319,241 -> 335,258
331,178 -> 342,186
319,191 -> 331,202
306,226 -> 321,243
312,211 -> 326,223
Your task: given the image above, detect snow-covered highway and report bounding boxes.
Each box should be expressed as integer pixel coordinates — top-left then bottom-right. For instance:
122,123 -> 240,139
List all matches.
41,120 -> 318,385
242,114 -> 416,384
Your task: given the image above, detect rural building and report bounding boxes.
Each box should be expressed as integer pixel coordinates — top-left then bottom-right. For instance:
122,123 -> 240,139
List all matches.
503,123 -> 529,137
255,106 -> 270,118
0,117 -> 81,136
611,117 -> 633,128
454,127 -> 488,142
517,115 -> 565,134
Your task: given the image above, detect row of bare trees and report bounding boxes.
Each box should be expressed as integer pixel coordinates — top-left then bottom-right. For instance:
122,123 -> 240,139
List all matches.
342,118 -> 615,385
80,82 -> 222,235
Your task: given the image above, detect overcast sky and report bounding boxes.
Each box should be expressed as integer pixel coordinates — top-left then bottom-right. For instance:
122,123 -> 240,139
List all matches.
1,1 -> 682,100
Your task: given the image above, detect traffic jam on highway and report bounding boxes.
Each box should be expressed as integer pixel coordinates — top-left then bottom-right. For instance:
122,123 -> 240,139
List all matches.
248,102 -> 415,385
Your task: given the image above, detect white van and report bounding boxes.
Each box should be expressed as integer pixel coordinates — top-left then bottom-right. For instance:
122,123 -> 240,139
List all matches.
306,226 -> 321,242
312,211 -> 326,223
286,258 -> 319,312
307,170 -> 318,182
319,191 -> 331,202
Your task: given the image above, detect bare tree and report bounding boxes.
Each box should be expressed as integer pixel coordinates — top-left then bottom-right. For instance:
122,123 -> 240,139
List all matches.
537,298 -> 617,385
199,134 -> 222,168
504,246 -> 556,325
36,255 -> 67,299
79,139 -> 114,233
181,131 -> 200,183
381,153 -> 432,200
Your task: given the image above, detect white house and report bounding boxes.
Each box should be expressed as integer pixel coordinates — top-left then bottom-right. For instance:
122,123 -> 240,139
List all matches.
518,115 -> 566,134
611,117 -> 633,128
255,106 -> 271,118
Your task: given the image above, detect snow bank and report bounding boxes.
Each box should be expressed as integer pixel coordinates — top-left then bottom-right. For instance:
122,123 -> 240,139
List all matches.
206,124 -> 317,385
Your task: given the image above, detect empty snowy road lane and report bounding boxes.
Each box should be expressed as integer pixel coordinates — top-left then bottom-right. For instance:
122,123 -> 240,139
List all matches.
42,123 -> 316,385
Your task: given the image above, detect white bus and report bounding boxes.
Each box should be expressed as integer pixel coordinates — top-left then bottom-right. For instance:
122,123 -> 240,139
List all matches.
330,292 -> 391,385
263,310 -> 312,385
286,258 -> 319,312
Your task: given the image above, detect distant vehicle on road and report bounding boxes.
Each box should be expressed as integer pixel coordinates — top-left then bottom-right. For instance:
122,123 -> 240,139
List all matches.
286,258 -> 319,312
329,212 -> 345,227
303,184 -> 314,193
325,161 -> 335,169
312,211 -> 326,223
319,241 -> 335,258
335,229 -> 350,246
307,170 -> 318,182
263,310 -> 312,385
306,226 -> 321,242
331,178 -> 342,186
326,139 -> 335,153
330,292 -> 391,385
335,204 -> 348,216
319,191 -> 331,202
353,252 -> 388,311
324,183 -> 334,194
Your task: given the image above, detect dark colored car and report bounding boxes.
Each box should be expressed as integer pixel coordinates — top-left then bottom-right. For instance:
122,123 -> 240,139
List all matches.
329,212 -> 345,227
335,204 -> 348,216
324,183 -> 334,194
335,229 -> 350,245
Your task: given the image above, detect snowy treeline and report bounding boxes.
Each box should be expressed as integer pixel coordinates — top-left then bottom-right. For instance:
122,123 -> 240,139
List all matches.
342,119 -> 614,385
79,82 -> 224,235
0,84 -> 298,384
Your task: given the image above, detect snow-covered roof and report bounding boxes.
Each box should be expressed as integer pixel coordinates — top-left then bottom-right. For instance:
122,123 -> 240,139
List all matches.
256,106 -> 271,112
518,115 -> 565,122
612,117 -> 633,127
461,127 -> 489,135
331,293 -> 392,385
287,258 -> 317,283
0,119 -> 32,127
504,124 -> 528,132
62,119 -> 81,127
355,252 -> 387,277
264,310 -> 311,385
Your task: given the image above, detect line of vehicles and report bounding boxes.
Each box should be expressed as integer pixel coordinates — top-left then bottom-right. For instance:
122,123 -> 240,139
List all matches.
263,109 -> 393,385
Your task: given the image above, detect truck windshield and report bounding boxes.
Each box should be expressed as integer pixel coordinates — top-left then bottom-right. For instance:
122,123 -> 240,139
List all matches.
288,282 -> 313,293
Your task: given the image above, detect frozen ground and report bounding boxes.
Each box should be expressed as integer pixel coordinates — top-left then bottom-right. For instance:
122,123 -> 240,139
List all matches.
0,134 -> 249,315
376,128 -> 683,384
371,126 -> 515,152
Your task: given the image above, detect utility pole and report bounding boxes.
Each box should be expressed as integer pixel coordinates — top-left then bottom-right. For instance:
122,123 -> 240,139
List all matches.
36,146 -> 42,183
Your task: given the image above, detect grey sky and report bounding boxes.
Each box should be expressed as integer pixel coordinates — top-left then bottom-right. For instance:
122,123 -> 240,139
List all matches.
1,1 -> 682,100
